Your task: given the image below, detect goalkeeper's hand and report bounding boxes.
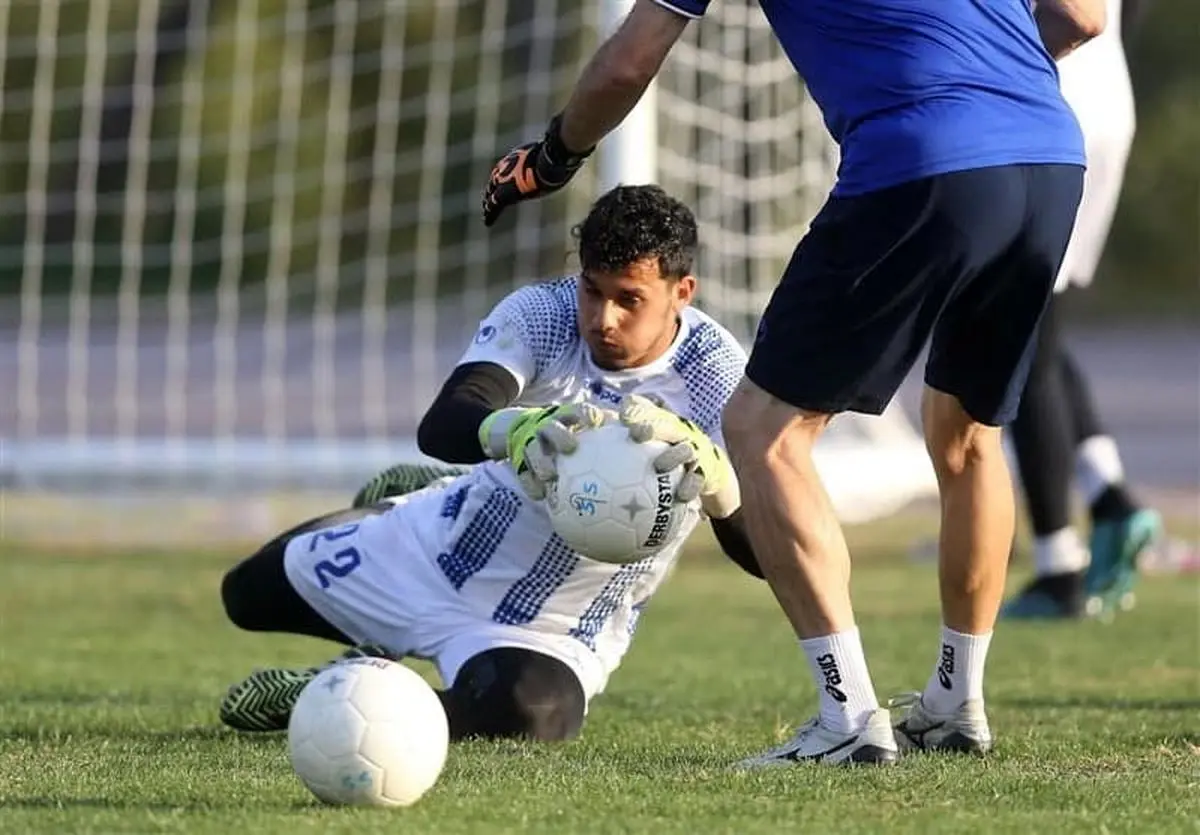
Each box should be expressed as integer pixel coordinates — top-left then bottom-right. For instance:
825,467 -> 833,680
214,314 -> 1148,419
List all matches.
482,114 -> 594,227
478,402 -> 610,499
618,394 -> 741,519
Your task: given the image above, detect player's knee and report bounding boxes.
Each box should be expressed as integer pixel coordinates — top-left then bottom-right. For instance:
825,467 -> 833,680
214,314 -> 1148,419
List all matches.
922,387 -> 1004,478
220,548 -> 287,633
448,648 -> 585,742
221,561 -> 259,631
723,380 -> 829,467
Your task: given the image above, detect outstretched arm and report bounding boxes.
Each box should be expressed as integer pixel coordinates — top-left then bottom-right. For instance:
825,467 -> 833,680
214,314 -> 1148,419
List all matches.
556,0 -> 692,154
481,0 -> 691,226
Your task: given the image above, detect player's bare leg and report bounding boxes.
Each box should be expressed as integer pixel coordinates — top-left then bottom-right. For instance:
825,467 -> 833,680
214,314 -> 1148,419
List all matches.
723,378 -> 896,767
893,387 -> 1004,754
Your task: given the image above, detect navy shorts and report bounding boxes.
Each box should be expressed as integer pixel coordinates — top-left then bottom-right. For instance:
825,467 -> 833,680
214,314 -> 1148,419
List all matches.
746,164 -> 1085,426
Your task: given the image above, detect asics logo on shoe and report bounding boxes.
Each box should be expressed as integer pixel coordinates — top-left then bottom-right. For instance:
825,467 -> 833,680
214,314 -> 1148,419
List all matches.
816,653 -> 848,703
937,644 -> 955,690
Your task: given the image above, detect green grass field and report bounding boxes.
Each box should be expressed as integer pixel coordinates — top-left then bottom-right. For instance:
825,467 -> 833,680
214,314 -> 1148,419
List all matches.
2,516 -> 1197,834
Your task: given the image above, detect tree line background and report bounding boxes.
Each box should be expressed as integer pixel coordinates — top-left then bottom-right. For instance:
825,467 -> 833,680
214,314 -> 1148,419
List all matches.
0,0 -> 1194,317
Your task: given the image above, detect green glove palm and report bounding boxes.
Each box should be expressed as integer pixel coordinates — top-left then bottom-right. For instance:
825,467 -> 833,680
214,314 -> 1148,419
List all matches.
479,402 -> 610,498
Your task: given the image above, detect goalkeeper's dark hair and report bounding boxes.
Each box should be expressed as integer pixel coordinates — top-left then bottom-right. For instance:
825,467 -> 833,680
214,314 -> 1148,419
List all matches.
573,184 -> 698,280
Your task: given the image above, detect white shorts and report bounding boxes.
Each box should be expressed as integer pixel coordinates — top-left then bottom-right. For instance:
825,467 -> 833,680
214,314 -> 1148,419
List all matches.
1055,34 -> 1136,292
282,484 -> 608,701
1055,130 -> 1134,292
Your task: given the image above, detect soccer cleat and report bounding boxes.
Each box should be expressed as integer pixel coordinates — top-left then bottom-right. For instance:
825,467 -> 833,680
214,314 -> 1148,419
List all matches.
1000,572 -> 1085,620
220,643 -> 397,732
1084,509 -> 1162,618
352,462 -> 470,508
890,692 -> 992,755
734,708 -> 899,769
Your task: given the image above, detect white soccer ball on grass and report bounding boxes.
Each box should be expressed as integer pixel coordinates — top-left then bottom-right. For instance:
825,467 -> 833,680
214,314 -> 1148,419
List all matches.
544,422 -> 695,564
288,657 -> 449,807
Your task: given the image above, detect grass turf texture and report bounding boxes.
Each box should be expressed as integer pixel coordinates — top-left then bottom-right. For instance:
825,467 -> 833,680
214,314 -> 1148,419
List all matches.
1,512 -> 1197,834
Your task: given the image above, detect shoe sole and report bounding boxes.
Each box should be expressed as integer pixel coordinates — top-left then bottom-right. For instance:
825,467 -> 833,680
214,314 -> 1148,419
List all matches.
844,745 -> 899,765
220,668 -> 315,732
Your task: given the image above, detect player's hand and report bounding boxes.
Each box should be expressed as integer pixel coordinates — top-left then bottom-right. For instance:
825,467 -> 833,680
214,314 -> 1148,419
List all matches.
618,394 -> 741,519
479,403 -> 611,498
481,114 -> 594,227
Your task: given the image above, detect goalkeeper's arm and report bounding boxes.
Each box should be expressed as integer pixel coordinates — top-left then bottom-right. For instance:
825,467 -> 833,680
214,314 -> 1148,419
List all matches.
351,362 -> 519,508
710,510 -> 764,580
416,362 -> 521,463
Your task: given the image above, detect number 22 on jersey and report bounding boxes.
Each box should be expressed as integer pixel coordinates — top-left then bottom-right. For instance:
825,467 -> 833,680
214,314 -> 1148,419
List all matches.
308,523 -> 363,589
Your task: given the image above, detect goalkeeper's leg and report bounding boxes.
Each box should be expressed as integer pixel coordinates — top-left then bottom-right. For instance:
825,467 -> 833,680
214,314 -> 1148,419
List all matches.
219,505 -> 395,732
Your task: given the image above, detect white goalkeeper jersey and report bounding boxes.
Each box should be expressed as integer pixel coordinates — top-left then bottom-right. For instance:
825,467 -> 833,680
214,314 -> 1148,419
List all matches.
400,276 -> 746,684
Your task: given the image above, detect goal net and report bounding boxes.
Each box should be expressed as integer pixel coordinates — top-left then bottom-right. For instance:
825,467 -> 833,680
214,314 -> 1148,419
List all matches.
0,0 -> 934,545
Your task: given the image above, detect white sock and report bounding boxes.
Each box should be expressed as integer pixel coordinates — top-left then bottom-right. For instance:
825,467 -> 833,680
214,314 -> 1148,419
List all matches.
1033,527 -> 1089,576
922,626 -> 992,714
1076,435 -> 1125,505
799,627 -> 880,734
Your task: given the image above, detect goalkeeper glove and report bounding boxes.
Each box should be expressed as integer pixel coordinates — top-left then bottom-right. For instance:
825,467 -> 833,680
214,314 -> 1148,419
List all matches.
352,462 -> 472,508
618,394 -> 741,519
481,114 -> 594,227
478,403 -> 610,498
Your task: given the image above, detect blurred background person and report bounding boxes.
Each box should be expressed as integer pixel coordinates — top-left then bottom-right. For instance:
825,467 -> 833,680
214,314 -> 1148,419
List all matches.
1002,0 -> 1163,621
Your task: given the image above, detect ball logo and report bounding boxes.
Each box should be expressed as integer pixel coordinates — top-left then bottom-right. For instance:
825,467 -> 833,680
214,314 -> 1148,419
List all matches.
569,480 -> 607,516
640,472 -> 675,550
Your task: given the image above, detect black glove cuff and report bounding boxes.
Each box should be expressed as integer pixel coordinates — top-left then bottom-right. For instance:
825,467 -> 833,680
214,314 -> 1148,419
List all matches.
542,113 -> 595,169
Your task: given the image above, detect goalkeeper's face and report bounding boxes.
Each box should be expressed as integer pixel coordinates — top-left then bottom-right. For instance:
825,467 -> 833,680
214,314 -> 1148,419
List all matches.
578,258 -> 696,371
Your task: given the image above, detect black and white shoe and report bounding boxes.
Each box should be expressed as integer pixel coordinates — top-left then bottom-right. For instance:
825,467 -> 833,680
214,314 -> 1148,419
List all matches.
219,643 -> 396,732
734,708 -> 899,768
890,692 -> 993,755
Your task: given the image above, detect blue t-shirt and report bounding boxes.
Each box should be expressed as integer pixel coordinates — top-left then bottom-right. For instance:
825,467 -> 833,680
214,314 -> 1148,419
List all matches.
656,0 -> 1086,196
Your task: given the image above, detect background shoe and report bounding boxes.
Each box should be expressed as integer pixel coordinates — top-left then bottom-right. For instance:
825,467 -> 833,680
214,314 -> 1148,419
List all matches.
1085,509 -> 1163,617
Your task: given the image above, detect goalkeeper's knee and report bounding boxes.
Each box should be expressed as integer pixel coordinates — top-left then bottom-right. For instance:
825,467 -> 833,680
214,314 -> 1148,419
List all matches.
442,648 -> 585,743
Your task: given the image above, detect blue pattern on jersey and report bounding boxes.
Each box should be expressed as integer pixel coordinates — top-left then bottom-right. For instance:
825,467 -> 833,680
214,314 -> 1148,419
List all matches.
492,534 -> 580,625
503,277 -> 578,378
437,487 -> 520,590
440,486 -> 469,520
568,558 -> 655,651
672,319 -> 746,437
627,601 -> 648,636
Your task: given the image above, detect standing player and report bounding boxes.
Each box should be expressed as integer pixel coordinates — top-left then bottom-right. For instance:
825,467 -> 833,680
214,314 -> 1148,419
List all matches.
1003,0 -> 1162,620
218,185 -> 758,741
481,0 -> 1103,765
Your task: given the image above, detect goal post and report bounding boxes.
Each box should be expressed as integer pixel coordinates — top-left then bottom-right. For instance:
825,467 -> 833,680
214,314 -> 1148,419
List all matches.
1,0 -> 934,546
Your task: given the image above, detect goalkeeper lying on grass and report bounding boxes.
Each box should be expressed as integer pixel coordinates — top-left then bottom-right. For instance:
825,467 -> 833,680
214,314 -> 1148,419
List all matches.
218,185 -> 761,742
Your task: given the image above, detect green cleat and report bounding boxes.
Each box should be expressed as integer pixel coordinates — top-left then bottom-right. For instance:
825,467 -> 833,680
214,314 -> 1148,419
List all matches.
219,643 -> 397,732
1084,509 -> 1163,619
